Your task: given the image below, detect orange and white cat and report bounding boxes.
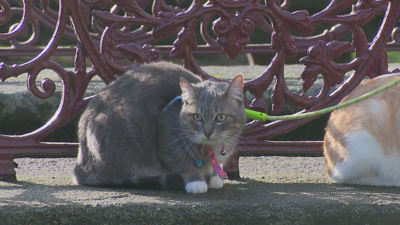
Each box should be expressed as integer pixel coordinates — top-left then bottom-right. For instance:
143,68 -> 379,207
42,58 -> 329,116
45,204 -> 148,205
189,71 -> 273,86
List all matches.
324,74 -> 400,186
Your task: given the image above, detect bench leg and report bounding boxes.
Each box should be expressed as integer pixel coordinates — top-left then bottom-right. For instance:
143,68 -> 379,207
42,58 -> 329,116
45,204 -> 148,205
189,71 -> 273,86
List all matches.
224,153 -> 240,180
0,153 -> 16,181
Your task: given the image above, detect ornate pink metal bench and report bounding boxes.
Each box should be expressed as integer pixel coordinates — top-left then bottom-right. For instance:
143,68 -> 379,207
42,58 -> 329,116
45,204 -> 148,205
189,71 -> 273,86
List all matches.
1,0 -> 400,180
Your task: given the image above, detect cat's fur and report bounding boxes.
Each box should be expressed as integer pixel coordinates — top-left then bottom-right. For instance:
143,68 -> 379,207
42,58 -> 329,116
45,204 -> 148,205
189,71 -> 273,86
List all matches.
324,74 -> 400,186
74,61 -> 247,193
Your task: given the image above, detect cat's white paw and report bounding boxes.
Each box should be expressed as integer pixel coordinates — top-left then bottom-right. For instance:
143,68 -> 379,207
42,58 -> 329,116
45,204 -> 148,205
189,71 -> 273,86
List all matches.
185,181 -> 208,194
209,176 -> 224,189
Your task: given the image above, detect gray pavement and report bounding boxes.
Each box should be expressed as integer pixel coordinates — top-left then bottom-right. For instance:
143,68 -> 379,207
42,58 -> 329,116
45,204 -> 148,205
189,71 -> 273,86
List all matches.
1,156 -> 400,224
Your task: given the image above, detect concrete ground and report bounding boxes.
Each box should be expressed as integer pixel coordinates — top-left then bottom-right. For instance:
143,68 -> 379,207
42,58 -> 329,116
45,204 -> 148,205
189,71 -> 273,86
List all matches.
1,156 -> 400,224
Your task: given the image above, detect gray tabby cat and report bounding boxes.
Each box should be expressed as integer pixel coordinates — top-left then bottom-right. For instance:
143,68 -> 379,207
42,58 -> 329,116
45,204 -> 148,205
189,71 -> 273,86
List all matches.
74,61 -> 247,193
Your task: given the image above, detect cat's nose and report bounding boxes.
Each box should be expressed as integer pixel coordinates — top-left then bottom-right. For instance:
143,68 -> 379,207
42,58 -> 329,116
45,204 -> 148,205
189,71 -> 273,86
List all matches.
204,131 -> 213,139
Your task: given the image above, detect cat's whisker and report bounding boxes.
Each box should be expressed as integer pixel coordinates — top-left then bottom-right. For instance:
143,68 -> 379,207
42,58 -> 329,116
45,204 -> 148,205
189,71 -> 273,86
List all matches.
168,136 -> 193,158
236,135 -> 265,153
220,133 -> 254,157
166,127 -> 195,146
167,133 -> 187,146
167,134 -> 199,167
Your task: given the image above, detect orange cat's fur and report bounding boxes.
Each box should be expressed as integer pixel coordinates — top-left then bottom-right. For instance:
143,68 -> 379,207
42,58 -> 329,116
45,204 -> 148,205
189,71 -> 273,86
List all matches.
324,74 -> 400,186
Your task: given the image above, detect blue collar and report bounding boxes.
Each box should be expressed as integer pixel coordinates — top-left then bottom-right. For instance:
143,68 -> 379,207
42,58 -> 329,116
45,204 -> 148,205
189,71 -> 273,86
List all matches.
162,96 -> 207,167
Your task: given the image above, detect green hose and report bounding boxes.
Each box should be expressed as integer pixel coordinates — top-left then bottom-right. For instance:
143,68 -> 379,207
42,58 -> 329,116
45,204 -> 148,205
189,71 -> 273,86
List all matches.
245,73 -> 400,121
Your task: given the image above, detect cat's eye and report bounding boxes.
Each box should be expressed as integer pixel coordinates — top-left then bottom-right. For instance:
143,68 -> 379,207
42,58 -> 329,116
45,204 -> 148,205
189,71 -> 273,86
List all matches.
193,113 -> 203,121
216,113 -> 227,122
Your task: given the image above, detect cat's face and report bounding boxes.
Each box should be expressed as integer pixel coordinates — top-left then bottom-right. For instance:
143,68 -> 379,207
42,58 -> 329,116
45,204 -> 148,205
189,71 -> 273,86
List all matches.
179,75 -> 246,152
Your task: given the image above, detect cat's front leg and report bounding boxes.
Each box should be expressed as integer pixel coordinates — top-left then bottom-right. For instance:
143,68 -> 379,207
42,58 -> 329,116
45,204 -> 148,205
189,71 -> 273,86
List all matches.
208,175 -> 224,189
184,170 -> 225,193
182,173 -> 208,194
185,180 -> 208,193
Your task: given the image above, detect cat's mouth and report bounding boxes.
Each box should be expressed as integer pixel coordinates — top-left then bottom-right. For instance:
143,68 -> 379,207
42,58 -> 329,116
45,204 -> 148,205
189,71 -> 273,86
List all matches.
191,133 -> 228,156
196,138 -> 219,146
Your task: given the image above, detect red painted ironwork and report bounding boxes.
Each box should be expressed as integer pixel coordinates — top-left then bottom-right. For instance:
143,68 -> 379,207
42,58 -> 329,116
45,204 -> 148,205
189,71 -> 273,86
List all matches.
1,0 -> 400,180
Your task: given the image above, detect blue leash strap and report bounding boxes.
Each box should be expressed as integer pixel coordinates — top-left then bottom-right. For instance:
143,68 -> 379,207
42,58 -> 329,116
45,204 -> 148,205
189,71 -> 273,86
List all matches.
161,96 -> 183,114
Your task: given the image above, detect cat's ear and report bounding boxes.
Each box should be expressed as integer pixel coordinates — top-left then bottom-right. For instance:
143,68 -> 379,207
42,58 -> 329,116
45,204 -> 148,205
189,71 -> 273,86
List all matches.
224,74 -> 244,104
180,77 -> 199,104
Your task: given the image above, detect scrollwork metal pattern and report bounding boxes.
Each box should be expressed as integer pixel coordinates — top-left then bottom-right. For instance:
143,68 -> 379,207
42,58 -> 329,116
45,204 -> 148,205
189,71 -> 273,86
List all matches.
0,0 -> 400,179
